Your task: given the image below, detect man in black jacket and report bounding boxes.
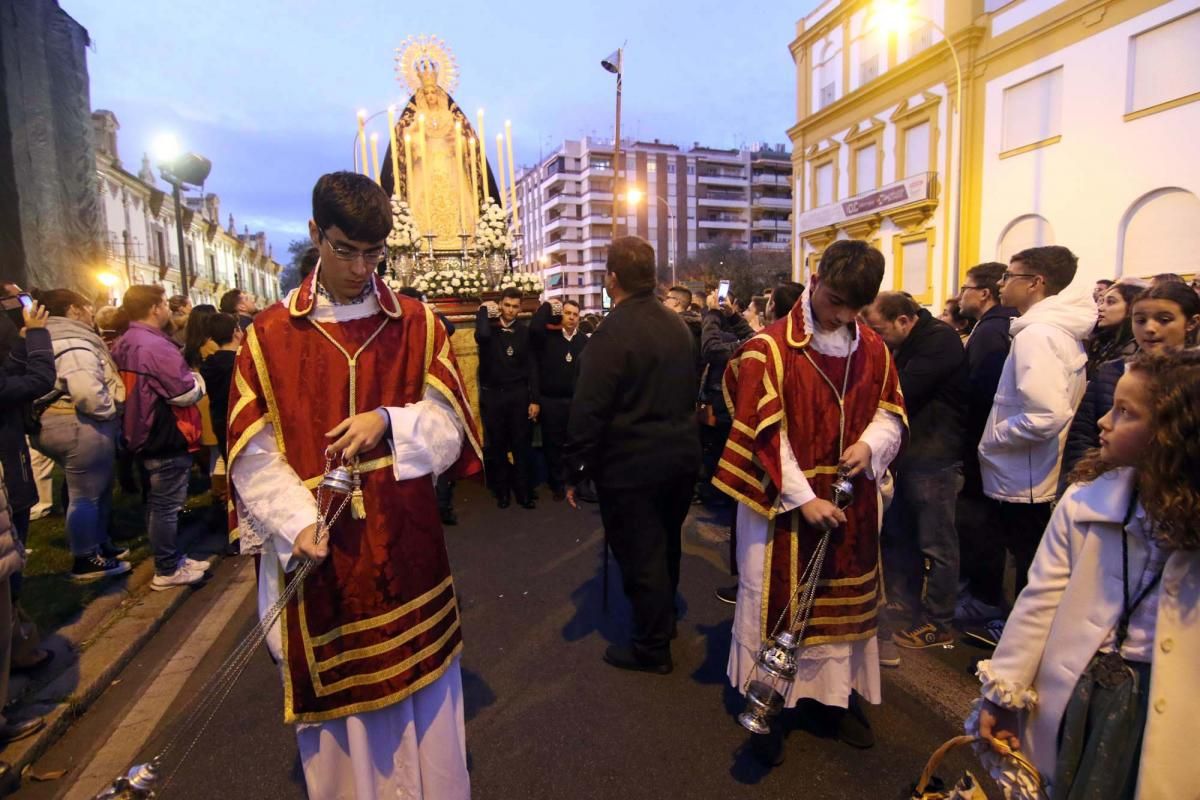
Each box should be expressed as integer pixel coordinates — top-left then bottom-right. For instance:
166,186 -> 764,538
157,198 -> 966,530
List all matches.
955,262 -> 1018,627
476,287 -> 539,509
863,292 -> 966,650
529,299 -> 587,501
565,237 -> 699,674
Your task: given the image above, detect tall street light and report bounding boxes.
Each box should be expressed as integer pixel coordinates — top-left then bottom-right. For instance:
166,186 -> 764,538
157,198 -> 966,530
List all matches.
601,47 -> 623,241
873,0 -> 964,294
625,188 -> 677,285
153,133 -> 211,297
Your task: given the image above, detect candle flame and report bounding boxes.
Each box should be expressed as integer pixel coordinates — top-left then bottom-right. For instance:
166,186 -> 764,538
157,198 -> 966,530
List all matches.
370,132 -> 379,141
357,109 -> 367,119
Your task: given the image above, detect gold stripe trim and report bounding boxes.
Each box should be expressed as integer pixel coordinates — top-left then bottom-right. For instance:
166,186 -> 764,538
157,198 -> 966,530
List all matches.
812,587 -> 878,607
799,627 -> 879,648
306,574 -> 455,647
740,350 -> 767,363
806,608 -> 877,627
307,317 -> 391,417
711,476 -> 771,519
246,326 -> 285,454
426,373 -> 483,461
732,419 -> 756,438
724,438 -> 754,462
315,596 -> 457,671
717,458 -> 761,490
316,616 -> 461,695
229,367 -> 257,425
227,416 -> 267,471
285,642 -> 463,725
789,510 -> 799,626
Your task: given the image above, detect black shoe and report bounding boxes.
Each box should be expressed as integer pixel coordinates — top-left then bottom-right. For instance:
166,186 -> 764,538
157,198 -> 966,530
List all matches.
519,498 -> 536,510
602,645 -> 672,675
497,496 -> 511,509
71,553 -> 132,583
99,540 -> 130,560
750,726 -> 785,767
0,717 -> 44,744
835,694 -> 875,749
963,618 -> 1006,649
715,586 -> 738,605
440,507 -> 458,526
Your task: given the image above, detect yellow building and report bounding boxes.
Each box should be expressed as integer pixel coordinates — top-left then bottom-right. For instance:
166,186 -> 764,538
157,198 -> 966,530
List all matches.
790,0 -> 1200,302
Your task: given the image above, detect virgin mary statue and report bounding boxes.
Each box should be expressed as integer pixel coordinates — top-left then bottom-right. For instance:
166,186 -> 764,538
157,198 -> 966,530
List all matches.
381,38 -> 500,251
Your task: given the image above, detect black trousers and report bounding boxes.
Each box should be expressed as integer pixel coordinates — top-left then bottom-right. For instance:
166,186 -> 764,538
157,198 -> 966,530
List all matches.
997,500 -> 1053,598
480,385 -> 532,502
956,491 -> 1008,607
538,396 -> 571,492
598,473 -> 696,664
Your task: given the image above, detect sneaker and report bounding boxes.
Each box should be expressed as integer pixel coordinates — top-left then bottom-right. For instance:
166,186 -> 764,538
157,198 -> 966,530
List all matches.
715,586 -> 738,605
878,637 -> 901,667
178,556 -> 212,573
963,618 -> 1006,649
100,541 -> 130,560
954,594 -> 1007,624
893,621 -> 955,650
151,565 -> 206,591
70,553 -> 132,583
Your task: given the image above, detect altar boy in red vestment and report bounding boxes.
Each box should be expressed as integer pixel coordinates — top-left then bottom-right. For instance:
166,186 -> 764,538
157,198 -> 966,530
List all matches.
227,172 -> 482,799
714,240 -> 906,766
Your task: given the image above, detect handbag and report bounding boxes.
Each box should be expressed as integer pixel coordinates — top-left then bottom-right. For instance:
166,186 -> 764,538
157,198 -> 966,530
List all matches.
910,735 -> 1044,800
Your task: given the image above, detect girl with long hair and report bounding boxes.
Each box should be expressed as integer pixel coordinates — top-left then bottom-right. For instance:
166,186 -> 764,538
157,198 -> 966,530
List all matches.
969,350 -> 1200,799
1084,282 -> 1141,378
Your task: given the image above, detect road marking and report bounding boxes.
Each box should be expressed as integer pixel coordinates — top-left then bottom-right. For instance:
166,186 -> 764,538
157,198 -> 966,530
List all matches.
63,559 -> 257,800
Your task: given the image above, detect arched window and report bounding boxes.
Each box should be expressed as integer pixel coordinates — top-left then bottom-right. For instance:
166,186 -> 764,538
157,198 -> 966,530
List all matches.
996,214 -> 1054,263
813,38 -> 841,111
1118,188 -> 1200,278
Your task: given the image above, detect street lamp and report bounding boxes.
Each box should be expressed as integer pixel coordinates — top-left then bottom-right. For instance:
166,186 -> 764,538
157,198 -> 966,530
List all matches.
871,0 -> 965,294
153,134 -> 211,297
623,189 -> 677,285
601,46 -> 623,240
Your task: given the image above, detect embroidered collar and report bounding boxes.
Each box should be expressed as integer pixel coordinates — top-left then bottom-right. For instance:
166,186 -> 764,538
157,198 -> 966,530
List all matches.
289,258 -> 402,320
316,279 -> 373,306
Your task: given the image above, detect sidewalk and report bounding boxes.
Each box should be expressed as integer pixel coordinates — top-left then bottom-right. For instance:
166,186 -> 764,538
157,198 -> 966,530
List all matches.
1,512 -> 228,793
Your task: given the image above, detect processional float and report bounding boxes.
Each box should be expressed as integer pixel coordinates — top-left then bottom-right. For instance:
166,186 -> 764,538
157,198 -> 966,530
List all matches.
93,35 -> 521,798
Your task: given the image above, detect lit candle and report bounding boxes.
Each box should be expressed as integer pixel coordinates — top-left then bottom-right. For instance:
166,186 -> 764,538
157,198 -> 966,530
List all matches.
403,133 -> 414,207
357,110 -> 368,176
505,120 -> 519,233
454,121 -> 466,234
418,113 -> 432,225
387,105 -> 401,197
370,133 -> 381,182
477,109 -> 489,204
495,133 -> 508,212
467,136 -> 479,215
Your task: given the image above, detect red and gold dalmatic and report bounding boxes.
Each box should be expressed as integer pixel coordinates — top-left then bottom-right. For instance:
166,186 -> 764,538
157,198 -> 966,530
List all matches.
227,272 -> 482,724
713,300 -> 906,647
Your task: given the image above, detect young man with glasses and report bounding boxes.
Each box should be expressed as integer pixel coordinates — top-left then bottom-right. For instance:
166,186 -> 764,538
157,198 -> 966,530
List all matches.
954,263 -> 1018,626
972,246 -> 1095,647
227,171 -> 481,799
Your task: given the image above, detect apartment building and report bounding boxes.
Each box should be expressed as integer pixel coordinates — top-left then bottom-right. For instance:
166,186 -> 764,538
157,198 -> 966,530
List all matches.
790,0 -> 1200,309
515,138 -> 792,312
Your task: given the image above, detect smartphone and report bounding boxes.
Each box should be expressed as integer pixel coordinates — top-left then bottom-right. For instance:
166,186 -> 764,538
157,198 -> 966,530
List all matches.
1,293 -> 31,329
717,280 -> 731,305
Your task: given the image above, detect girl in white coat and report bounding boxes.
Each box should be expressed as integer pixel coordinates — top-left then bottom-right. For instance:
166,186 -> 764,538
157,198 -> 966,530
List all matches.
967,350 -> 1200,799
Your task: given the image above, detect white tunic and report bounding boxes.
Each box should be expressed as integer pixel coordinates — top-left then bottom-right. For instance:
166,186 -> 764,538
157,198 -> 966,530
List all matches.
727,298 -> 904,709
232,288 -> 471,799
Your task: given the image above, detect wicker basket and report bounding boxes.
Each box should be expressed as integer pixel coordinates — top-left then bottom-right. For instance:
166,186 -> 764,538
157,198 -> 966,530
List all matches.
911,735 -> 1045,800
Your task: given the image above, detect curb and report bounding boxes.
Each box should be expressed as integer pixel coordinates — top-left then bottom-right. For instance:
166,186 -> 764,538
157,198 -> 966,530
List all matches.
1,551 -> 225,793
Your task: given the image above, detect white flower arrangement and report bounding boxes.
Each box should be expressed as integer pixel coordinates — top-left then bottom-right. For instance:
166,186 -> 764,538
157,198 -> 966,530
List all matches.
498,272 -> 545,295
412,268 -> 488,299
474,201 -> 513,255
386,196 -> 421,255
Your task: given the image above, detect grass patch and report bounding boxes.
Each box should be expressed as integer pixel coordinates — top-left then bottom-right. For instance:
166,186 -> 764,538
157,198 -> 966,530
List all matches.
21,468 -> 216,634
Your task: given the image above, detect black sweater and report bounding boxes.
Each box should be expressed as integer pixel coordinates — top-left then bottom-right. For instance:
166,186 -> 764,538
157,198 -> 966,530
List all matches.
564,292 -> 700,489
474,307 -> 537,399
962,304 -> 1018,494
893,310 -> 967,468
529,302 -> 588,399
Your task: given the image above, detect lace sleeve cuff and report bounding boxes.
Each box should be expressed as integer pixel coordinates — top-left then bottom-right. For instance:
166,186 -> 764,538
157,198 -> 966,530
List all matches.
975,659 -> 1038,710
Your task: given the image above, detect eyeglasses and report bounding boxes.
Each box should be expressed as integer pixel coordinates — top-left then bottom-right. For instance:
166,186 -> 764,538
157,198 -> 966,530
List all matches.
1000,272 -> 1040,283
319,229 -> 386,264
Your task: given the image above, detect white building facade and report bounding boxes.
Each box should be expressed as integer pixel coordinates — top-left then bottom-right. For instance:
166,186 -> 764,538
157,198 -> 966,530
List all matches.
91,110 -> 283,308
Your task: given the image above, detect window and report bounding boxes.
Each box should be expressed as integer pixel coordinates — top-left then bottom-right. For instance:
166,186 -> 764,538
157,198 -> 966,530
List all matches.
997,214 -> 1054,263
853,144 -> 878,194
1119,188 -> 1200,277
908,22 -> 933,57
819,82 -> 837,109
1127,10 -> 1200,116
1002,68 -> 1063,152
814,162 -> 835,208
902,121 -> 931,177
860,54 -> 880,86
893,230 -> 934,303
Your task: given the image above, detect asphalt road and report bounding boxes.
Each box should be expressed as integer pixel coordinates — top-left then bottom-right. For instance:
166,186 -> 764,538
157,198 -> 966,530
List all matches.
20,481 -> 994,799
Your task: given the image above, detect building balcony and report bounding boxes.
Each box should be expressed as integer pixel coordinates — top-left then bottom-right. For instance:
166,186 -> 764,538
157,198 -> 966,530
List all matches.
698,193 -> 749,209
752,218 -> 789,230
544,216 -> 583,235
696,173 -> 746,187
752,195 -> 792,209
542,192 -> 581,210
581,213 -> 612,226
544,239 -> 585,256
751,173 -> 791,187
751,240 -> 791,251
698,239 -> 748,250
698,218 -> 746,230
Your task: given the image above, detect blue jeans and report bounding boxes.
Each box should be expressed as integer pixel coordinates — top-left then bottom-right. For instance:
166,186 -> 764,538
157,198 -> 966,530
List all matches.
142,454 -> 192,575
32,414 -> 118,557
881,462 -> 963,626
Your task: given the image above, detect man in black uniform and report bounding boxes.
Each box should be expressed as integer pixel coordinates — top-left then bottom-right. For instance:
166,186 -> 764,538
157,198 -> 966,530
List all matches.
530,299 -> 587,501
565,236 -> 699,674
476,287 -> 538,509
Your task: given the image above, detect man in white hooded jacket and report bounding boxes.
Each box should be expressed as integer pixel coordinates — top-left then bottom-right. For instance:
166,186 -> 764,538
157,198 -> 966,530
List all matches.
975,246 -> 1097,643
